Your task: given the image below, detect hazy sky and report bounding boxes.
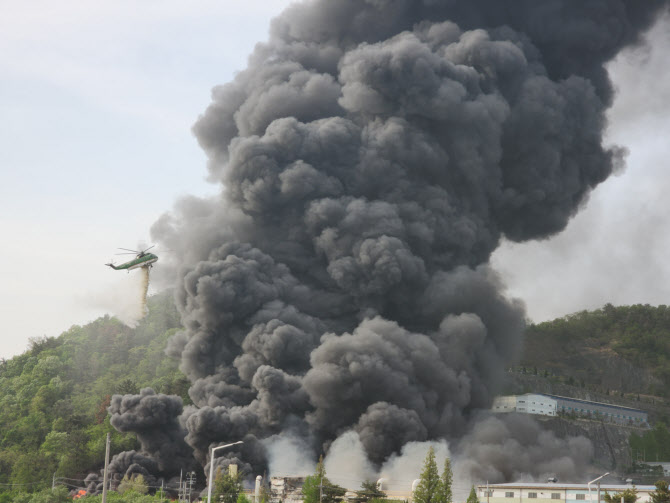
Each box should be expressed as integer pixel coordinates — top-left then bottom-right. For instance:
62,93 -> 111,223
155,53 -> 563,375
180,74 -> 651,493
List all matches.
1,2 -> 669,358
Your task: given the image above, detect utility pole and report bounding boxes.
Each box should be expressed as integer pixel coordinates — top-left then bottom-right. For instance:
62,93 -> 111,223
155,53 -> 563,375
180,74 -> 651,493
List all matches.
102,433 -> 111,503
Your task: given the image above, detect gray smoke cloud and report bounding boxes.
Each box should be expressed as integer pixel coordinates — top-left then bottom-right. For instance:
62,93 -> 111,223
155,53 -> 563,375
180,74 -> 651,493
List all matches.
99,0 -> 669,489
455,413 -> 594,482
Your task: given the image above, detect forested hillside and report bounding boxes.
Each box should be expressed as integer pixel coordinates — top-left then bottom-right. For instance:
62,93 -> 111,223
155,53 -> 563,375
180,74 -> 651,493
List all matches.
4,299 -> 670,497
0,292 -> 187,497
521,304 -> 670,397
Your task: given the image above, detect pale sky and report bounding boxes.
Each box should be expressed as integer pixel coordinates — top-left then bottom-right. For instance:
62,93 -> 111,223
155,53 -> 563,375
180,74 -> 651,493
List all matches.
0,3 -> 669,358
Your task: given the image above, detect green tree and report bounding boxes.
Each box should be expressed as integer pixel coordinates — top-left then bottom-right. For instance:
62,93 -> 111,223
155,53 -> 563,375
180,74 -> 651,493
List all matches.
630,423 -> 670,461
302,456 -> 345,503
354,480 -> 386,503
413,447 -> 443,503
650,481 -> 670,503
467,486 -> 479,503
604,488 -> 638,503
9,486 -> 71,503
116,378 -> 139,395
75,490 -> 167,502
238,493 -> 253,503
118,473 -> 149,495
214,468 -> 243,503
10,451 -> 50,490
438,458 -> 453,503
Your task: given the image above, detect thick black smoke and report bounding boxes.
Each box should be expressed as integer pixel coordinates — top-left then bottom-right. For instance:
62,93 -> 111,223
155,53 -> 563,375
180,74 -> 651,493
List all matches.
104,0 -> 668,488
108,389 -> 193,474
84,389 -> 194,495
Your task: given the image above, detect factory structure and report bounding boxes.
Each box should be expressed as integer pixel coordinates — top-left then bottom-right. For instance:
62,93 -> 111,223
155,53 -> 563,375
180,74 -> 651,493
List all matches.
491,393 -> 648,426
263,478 -> 658,503
477,483 -> 657,503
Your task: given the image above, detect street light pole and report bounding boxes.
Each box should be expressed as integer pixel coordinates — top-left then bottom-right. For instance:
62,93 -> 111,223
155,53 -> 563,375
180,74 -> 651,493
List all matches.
588,473 -> 610,503
206,441 -> 244,503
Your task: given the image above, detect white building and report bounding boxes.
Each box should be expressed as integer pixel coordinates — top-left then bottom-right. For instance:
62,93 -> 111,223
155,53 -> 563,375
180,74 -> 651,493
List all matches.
492,394 -> 557,417
477,482 -> 656,503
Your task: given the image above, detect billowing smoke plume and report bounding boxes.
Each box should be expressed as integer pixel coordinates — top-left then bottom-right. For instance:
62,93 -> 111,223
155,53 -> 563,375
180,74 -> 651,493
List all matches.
99,0 -> 668,490
108,389 -> 193,474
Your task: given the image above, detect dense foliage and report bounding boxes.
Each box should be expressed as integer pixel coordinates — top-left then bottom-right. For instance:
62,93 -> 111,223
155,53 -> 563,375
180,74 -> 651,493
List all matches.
0,292 -> 186,499
523,304 -> 670,395
630,423 -> 670,462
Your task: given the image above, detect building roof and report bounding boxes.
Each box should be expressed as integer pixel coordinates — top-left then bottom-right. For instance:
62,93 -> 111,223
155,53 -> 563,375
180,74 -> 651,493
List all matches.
540,394 -> 646,414
478,483 -> 655,491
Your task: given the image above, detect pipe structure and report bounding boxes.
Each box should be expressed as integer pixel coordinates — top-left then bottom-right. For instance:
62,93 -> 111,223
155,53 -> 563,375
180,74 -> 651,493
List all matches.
255,475 -> 262,503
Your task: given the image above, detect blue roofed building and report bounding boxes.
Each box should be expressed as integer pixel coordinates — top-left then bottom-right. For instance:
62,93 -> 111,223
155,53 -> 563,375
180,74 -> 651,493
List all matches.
491,393 -> 648,426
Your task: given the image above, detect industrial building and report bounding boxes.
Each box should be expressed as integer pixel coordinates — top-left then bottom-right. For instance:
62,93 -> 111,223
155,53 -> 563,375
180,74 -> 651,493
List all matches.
476,483 -> 657,503
492,394 -> 557,416
491,394 -> 648,426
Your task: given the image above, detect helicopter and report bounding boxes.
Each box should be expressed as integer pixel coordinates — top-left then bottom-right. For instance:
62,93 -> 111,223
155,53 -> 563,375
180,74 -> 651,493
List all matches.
106,246 -> 158,271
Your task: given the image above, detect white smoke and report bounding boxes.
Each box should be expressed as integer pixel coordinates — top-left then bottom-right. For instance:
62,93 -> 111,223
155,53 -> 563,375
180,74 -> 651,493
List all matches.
323,433 -> 457,498
263,433 -> 317,477
379,440 -> 451,492
85,267 -> 150,327
324,431 -> 377,488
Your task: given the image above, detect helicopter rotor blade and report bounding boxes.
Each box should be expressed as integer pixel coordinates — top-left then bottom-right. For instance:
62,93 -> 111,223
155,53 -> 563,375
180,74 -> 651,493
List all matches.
118,247 -> 140,253
141,245 -> 155,253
